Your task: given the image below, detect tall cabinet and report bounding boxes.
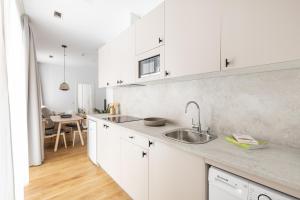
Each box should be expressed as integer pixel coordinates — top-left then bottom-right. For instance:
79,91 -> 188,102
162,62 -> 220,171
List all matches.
164,0 -> 221,78
221,0 -> 300,70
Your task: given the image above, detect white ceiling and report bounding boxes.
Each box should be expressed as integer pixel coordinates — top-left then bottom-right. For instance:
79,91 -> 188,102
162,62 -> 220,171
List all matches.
23,0 -> 164,68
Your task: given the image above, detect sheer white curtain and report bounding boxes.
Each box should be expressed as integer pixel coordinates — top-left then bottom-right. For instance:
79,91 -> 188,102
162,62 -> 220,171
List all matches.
23,15 -> 43,166
0,0 -> 15,199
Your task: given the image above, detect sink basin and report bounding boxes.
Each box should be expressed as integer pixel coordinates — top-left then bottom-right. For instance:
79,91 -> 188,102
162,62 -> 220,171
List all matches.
164,128 -> 217,144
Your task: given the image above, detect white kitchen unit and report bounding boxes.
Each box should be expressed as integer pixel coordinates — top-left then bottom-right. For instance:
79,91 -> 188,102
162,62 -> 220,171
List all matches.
221,0 -> 300,70
164,0 -> 221,78
96,120 -> 121,183
135,2 -> 164,55
148,140 -> 206,200
120,138 -> 148,200
98,26 -> 135,88
87,119 -> 97,165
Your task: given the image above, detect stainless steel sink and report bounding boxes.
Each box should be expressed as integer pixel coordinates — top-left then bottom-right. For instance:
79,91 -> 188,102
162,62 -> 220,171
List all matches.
164,128 -> 217,144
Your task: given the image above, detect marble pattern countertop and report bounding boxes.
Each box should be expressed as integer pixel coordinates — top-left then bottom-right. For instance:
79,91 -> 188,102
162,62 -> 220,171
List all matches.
88,114 -> 300,198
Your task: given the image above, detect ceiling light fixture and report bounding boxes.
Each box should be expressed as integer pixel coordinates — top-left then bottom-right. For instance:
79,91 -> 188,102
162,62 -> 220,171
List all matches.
59,45 -> 70,91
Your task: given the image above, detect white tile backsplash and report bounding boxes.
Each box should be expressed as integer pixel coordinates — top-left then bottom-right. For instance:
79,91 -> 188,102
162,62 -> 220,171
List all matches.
112,68 -> 300,148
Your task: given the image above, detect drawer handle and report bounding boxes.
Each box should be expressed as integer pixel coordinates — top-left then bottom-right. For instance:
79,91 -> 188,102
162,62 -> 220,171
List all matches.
129,136 -> 134,139
165,70 -> 170,77
225,58 -> 231,68
142,151 -> 147,158
103,124 -> 109,129
148,141 -> 154,147
158,37 -> 163,44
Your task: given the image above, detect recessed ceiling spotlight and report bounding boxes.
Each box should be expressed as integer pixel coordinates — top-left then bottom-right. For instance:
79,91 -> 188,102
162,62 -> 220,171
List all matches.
49,55 -> 53,58
54,11 -> 62,19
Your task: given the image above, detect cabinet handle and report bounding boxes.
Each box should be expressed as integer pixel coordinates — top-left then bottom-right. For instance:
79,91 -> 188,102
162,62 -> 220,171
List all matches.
225,58 -> 231,68
142,151 -> 147,158
103,124 -> 109,129
158,37 -> 163,44
106,82 -> 109,86
165,70 -> 170,77
129,136 -> 134,139
148,141 -> 154,147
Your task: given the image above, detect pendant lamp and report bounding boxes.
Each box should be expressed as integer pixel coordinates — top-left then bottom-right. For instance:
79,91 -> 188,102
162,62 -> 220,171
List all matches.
59,44 -> 70,91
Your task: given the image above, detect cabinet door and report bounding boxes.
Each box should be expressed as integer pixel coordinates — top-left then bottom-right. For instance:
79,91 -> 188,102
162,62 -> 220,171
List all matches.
98,44 -> 114,88
96,121 -> 121,183
96,121 -> 110,169
114,26 -> 135,85
221,0 -> 300,70
165,0 -> 221,78
120,139 -> 148,200
87,119 -> 97,164
104,123 -> 121,183
149,141 -> 206,200
135,2 -> 164,55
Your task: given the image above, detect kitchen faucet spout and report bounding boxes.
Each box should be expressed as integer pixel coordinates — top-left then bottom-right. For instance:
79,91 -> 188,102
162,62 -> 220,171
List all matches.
185,101 -> 201,132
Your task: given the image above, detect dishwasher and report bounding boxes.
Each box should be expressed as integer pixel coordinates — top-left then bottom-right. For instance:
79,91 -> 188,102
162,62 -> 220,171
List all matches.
209,167 -> 297,200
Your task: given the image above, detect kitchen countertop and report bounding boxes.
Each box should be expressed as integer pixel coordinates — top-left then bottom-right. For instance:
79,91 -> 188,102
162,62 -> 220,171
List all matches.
88,114 -> 300,198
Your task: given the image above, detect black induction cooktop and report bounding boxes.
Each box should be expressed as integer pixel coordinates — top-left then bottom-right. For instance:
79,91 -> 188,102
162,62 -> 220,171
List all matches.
102,116 -> 142,123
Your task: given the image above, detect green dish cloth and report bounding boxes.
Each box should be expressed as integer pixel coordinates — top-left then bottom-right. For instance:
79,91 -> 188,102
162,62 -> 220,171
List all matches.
225,136 -> 268,150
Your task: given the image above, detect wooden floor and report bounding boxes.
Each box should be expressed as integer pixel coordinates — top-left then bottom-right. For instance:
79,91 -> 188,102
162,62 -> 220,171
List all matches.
25,138 -> 131,200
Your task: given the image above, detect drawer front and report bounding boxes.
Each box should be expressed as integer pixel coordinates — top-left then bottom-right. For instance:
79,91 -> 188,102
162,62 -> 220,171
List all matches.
121,128 -> 149,149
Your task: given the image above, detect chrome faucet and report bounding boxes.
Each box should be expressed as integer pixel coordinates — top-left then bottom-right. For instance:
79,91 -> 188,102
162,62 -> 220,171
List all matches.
185,101 -> 201,132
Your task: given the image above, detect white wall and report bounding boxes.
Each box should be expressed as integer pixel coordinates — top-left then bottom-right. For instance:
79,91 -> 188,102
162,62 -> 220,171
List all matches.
39,63 -> 106,113
112,68 -> 300,148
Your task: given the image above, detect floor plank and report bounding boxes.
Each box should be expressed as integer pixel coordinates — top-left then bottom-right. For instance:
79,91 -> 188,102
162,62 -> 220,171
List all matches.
25,139 -> 131,200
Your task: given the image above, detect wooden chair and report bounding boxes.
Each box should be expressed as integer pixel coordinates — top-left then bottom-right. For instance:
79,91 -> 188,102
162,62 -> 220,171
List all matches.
42,107 -> 67,149
72,119 -> 87,147
44,127 -> 67,149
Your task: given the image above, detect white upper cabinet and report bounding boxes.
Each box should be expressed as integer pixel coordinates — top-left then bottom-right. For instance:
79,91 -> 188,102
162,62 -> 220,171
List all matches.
165,0 -> 221,78
112,26 -> 135,85
98,26 -> 135,88
98,44 -> 113,88
221,0 -> 300,70
135,2 -> 165,55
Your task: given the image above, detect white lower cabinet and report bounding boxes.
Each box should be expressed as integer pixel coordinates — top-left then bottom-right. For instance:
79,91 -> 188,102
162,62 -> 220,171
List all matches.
149,141 -> 206,200
96,121 -> 121,184
97,121 -> 206,200
120,139 -> 148,200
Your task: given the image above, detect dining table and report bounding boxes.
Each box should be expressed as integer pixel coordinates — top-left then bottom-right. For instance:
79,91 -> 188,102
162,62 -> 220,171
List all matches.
50,115 -> 84,152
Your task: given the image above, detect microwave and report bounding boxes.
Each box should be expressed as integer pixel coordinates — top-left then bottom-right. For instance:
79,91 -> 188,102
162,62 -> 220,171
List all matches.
139,55 -> 160,78
136,46 -> 164,81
